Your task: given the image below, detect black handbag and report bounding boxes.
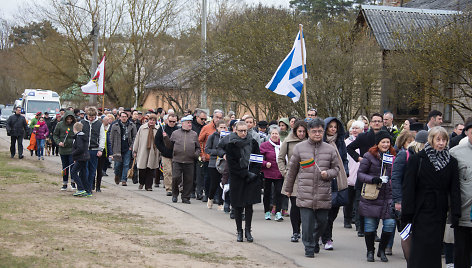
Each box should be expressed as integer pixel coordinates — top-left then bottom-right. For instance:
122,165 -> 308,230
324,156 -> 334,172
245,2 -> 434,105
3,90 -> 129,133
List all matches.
332,188 -> 349,207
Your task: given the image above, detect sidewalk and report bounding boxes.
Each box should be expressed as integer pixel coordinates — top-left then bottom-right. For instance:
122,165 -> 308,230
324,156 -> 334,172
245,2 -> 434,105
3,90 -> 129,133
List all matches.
1,129 -> 407,267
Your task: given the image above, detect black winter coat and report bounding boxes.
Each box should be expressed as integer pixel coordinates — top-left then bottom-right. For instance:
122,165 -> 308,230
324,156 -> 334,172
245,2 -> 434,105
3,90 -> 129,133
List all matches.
72,132 -> 90,162
155,124 -> 179,158
6,114 -> 28,137
402,150 -> 461,268
226,135 -> 262,207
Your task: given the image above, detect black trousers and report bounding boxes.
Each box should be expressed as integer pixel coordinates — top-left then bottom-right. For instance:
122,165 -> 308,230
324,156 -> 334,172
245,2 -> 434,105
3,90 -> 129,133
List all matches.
172,162 -> 194,201
322,206 -> 340,243
235,205 -> 253,231
208,167 -> 222,202
139,168 -> 155,190
454,226 -> 472,268
96,155 -> 107,190
263,178 -> 283,213
290,196 -> 301,234
10,135 -> 24,157
343,185 -> 356,222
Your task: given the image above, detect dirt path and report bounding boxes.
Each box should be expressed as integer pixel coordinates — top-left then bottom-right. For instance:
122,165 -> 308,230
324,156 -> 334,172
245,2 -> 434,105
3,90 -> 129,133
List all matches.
0,133 -> 296,268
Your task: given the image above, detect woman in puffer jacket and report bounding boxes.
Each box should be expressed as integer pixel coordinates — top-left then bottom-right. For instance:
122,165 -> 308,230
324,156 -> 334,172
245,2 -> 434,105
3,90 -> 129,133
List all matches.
34,117 -> 49,160
357,130 -> 396,262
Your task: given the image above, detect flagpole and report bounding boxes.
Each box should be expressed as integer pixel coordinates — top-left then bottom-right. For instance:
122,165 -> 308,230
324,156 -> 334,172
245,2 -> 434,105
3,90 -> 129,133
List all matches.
299,24 -> 308,118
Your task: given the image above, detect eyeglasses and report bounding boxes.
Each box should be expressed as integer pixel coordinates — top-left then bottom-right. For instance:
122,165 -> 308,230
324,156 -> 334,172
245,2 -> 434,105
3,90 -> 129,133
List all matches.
168,120 -> 176,123
237,129 -> 247,133
309,130 -> 324,134
200,117 -> 207,121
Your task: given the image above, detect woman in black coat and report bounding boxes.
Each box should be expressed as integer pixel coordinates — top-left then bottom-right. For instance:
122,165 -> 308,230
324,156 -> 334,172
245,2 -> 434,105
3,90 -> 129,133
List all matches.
402,127 -> 461,268
226,121 -> 262,243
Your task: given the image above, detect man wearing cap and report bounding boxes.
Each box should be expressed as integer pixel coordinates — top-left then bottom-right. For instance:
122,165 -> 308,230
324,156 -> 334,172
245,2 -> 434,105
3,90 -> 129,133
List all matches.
450,119 -> 472,267
164,115 -> 200,204
198,109 -> 224,201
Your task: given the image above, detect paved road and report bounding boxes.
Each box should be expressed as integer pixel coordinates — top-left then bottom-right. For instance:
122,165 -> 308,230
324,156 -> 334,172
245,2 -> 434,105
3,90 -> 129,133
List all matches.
0,128 -> 409,267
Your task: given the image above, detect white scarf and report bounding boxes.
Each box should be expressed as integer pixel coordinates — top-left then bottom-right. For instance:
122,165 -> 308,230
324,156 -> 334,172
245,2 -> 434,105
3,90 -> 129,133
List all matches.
269,139 -> 280,160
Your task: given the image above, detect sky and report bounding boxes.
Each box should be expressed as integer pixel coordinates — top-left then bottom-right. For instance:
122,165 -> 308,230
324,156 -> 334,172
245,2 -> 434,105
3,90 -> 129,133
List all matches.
0,0 -> 292,20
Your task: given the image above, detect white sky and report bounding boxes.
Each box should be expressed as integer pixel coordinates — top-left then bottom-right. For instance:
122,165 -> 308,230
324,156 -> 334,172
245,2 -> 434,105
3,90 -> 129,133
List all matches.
1,0 -> 291,20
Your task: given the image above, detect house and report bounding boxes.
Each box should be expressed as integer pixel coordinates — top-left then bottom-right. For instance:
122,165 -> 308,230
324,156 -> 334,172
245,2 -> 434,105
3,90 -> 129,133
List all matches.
355,4 -> 471,129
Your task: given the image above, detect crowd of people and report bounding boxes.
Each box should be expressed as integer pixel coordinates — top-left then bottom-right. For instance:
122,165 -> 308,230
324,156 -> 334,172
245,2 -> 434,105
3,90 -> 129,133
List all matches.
5,105 -> 472,267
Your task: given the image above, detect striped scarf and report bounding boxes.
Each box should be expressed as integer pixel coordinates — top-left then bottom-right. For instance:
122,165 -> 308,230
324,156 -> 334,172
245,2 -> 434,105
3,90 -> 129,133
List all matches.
424,142 -> 450,171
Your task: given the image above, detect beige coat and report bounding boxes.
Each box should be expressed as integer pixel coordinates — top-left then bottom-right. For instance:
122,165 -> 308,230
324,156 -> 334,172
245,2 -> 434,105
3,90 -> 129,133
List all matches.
284,139 -> 339,210
278,132 -> 306,197
132,123 -> 160,170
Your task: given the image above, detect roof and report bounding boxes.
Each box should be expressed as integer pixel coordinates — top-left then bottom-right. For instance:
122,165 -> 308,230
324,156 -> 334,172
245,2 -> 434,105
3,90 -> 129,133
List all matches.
358,5 -> 459,50
404,0 -> 472,10
144,63 -> 200,90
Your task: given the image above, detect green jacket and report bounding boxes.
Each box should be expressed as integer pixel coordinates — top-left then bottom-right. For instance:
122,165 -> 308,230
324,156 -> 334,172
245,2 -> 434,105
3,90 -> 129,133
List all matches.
53,111 -> 77,155
29,117 -> 38,128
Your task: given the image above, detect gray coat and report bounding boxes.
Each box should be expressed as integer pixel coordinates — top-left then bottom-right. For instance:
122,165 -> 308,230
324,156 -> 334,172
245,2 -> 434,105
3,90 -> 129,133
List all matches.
450,142 -> 472,227
284,139 -> 339,210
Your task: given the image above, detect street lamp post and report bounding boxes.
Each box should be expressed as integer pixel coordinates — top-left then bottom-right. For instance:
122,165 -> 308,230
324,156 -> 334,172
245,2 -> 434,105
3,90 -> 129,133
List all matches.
63,1 -> 99,106
201,0 -> 207,109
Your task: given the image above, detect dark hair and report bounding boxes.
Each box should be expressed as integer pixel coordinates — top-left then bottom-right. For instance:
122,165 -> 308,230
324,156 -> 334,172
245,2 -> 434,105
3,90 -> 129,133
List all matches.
156,107 -> 163,114
407,117 -> 418,125
427,110 -> 442,121
119,111 -> 128,117
371,113 -> 383,120
289,116 -> 297,122
74,108 -> 80,114
307,118 -> 325,130
308,108 -> 317,116
454,123 -> 464,128
293,120 -> 308,136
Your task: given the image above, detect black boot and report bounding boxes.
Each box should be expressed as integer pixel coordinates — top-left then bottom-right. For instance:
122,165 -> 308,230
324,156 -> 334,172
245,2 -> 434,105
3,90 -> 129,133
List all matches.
377,232 -> 391,262
365,232 -> 376,262
245,228 -> 253,242
237,229 -> 243,242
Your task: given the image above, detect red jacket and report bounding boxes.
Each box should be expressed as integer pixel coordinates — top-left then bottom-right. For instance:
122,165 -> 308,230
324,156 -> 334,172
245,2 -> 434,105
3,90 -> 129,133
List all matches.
198,121 -> 216,161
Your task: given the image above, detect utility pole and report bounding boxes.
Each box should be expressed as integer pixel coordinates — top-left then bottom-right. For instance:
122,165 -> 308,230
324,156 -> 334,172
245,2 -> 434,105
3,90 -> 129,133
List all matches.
201,0 -> 208,109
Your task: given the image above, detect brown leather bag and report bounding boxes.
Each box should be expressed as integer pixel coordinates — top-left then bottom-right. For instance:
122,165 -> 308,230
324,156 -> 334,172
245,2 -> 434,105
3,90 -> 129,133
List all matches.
361,182 -> 381,200
127,157 -> 136,179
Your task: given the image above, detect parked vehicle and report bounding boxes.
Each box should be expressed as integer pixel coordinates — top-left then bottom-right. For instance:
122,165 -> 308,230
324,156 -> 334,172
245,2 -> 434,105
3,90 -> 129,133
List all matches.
0,105 -> 14,128
20,89 -> 61,122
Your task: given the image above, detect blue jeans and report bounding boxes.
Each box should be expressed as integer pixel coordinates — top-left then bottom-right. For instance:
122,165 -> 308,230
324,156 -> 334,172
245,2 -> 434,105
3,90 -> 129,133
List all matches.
114,150 -> 131,182
85,150 -> 99,193
36,139 -> 45,157
364,217 -> 395,233
71,161 -> 88,191
60,154 -> 73,184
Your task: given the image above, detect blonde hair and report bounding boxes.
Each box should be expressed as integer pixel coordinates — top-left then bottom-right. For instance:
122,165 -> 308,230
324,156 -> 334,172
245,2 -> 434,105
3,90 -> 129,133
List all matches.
396,130 -> 415,149
408,141 -> 426,153
73,122 -> 83,132
106,114 -> 115,121
428,126 -> 449,146
346,119 -> 355,132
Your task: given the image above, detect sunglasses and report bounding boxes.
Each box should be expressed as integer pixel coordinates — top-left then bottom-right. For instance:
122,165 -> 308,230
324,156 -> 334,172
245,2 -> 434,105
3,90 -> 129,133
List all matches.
168,120 -> 176,123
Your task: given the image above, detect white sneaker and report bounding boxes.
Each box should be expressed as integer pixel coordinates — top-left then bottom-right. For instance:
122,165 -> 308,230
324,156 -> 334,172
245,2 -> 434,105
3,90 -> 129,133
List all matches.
71,183 -> 77,190
446,264 -> 454,268
324,240 -> 333,250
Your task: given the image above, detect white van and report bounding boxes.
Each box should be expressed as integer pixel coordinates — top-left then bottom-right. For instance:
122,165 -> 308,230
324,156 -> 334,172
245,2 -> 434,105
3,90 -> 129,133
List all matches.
21,89 -> 61,122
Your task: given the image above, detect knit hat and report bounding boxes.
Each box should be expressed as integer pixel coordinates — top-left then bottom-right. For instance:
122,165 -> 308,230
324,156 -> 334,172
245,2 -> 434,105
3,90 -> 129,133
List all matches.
181,115 -> 193,122
229,119 -> 238,130
375,130 -> 392,145
464,117 -> 472,132
410,122 -> 424,132
415,130 -> 428,144
257,120 -> 268,127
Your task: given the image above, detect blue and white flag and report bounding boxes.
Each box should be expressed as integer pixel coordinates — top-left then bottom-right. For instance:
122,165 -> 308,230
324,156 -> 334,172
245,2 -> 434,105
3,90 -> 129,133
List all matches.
220,131 -> 230,137
382,153 -> 394,164
249,154 -> 263,163
266,30 -> 307,103
400,223 -> 411,240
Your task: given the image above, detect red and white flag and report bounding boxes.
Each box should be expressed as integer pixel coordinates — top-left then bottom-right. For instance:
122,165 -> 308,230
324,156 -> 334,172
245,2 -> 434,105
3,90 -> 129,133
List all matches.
81,55 -> 105,95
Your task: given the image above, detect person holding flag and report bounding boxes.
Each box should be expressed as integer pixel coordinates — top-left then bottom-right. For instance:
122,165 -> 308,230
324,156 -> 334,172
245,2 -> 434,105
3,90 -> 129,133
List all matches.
284,118 -> 340,258
357,130 -> 396,262
53,110 -> 77,191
